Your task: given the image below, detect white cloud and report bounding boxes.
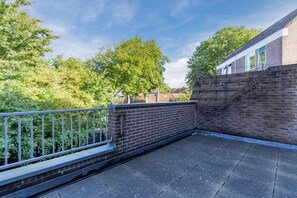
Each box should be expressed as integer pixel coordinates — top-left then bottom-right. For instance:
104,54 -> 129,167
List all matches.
81,1 -> 105,23
164,58 -> 189,88
47,34 -> 109,60
176,30 -> 215,59
40,20 -> 109,60
43,23 -> 69,36
170,0 -> 195,16
107,1 -> 136,27
179,41 -> 199,57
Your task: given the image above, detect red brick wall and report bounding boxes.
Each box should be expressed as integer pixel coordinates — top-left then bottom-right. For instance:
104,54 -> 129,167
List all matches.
283,17 -> 297,64
236,56 -> 245,73
266,37 -> 282,66
196,64 -> 297,145
108,103 -> 197,154
1,102 -> 196,197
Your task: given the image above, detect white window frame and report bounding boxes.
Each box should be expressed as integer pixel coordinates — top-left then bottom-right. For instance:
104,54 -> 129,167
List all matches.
245,52 -> 255,71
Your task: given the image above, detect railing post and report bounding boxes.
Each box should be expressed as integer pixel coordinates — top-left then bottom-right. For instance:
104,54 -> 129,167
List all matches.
4,117 -> 8,165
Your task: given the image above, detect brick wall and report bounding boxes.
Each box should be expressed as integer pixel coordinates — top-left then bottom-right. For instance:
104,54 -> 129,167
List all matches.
283,18 -> 297,64
235,56 -> 245,73
196,64 -> 297,145
108,103 -> 197,154
1,102 -> 196,197
266,37 -> 282,66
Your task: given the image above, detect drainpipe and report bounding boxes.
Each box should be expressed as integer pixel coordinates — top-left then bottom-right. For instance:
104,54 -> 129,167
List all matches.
119,112 -> 126,137
235,56 -> 237,74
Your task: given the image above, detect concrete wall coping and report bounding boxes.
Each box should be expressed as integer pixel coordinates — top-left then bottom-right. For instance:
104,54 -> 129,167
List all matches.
0,144 -> 116,186
108,102 -> 196,109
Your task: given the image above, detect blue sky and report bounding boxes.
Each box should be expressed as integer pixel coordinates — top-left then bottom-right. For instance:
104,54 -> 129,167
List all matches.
27,0 -> 297,87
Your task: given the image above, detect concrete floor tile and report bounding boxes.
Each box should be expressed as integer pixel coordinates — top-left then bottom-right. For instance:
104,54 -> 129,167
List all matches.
39,191 -> 60,198
169,173 -> 218,198
39,135 -> 297,198
115,176 -> 162,198
95,164 -> 137,188
140,162 -> 183,186
216,173 -> 273,198
57,176 -> 109,198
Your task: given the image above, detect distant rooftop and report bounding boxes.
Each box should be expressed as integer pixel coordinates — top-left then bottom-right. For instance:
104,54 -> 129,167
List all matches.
222,9 -> 297,63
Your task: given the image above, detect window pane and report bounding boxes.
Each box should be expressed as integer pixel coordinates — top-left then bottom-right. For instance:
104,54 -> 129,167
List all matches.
259,51 -> 265,66
249,56 -> 255,69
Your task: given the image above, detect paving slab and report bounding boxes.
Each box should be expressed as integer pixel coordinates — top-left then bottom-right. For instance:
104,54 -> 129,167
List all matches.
56,175 -> 109,198
39,134 -> 297,198
115,175 -> 162,198
94,164 -> 137,188
136,162 -> 184,186
169,172 -> 218,198
215,173 -> 274,198
156,190 -> 181,198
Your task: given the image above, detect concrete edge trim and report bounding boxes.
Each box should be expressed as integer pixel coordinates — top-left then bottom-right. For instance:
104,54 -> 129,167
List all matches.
108,102 -> 196,109
4,130 -> 196,198
194,130 -> 297,150
0,144 -> 117,186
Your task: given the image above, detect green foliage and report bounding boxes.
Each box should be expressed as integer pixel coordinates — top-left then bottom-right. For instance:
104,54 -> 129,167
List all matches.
159,82 -> 172,93
0,0 -> 57,66
0,58 -> 114,112
176,88 -> 192,102
186,26 -> 261,87
0,57 -> 114,164
90,36 -> 169,101
0,1 -> 173,164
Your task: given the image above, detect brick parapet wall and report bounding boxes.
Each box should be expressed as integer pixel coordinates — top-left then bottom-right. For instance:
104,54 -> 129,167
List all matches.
196,64 -> 297,145
1,102 -> 197,197
108,102 -> 197,154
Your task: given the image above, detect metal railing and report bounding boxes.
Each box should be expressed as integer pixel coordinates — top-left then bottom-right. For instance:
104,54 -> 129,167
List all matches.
0,107 -> 110,171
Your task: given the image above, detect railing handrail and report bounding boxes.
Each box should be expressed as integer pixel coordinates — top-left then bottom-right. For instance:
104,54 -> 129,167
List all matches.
0,107 -> 110,171
0,107 -> 109,117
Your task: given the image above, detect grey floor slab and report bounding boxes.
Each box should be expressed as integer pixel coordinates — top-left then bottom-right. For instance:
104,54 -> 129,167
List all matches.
39,134 -> 297,198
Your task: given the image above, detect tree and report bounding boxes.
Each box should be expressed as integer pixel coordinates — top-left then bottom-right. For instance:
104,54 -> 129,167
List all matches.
186,26 -> 261,87
90,36 -> 169,103
0,57 -> 115,162
0,0 -> 57,66
159,82 -> 172,93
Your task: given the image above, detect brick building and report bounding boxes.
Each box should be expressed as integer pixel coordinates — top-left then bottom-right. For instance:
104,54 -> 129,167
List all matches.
217,9 -> 297,75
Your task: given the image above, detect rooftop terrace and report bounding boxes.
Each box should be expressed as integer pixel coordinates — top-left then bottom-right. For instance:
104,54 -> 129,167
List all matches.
2,64 -> 297,197
39,134 -> 297,198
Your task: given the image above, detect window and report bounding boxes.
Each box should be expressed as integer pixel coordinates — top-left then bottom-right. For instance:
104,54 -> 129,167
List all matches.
245,52 -> 255,71
258,46 -> 266,67
249,56 -> 255,69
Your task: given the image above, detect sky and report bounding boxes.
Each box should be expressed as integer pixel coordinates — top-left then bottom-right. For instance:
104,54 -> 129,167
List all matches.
27,0 -> 297,88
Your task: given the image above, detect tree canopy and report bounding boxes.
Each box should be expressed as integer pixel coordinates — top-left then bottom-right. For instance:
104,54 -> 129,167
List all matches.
186,26 -> 261,87
0,0 -> 57,66
89,36 -> 169,103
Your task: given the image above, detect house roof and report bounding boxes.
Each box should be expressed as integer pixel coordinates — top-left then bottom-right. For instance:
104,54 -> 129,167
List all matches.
222,9 -> 297,63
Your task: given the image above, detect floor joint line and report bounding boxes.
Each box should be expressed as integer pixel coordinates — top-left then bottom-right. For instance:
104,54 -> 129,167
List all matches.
272,149 -> 280,198
213,144 -> 252,198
